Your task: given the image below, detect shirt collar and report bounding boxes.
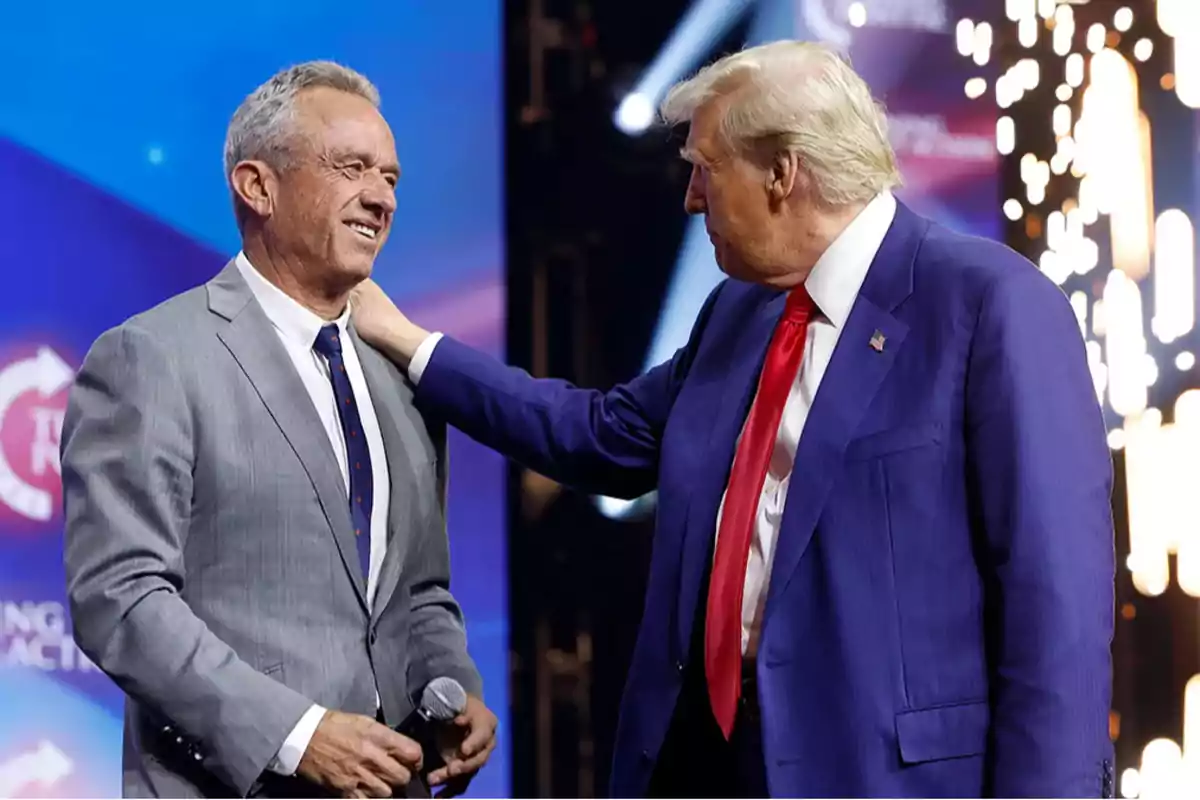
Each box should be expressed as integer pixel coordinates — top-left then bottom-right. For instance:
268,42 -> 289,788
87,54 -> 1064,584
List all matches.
234,251 -> 350,350
802,190 -> 897,329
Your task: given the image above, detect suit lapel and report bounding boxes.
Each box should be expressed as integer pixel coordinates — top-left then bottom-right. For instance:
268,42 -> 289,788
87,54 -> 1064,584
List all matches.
351,329 -> 422,625
761,202 -> 926,623
206,261 -> 370,615
674,288 -> 787,657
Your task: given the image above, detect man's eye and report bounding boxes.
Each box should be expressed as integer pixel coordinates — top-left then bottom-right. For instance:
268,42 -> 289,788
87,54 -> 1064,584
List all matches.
342,162 -> 365,177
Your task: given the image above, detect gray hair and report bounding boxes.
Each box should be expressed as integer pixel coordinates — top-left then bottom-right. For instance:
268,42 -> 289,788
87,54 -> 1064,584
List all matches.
223,60 -> 380,183
660,41 -> 901,207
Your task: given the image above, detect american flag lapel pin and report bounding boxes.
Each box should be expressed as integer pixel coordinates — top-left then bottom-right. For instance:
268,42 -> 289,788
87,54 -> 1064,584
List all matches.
869,330 -> 886,352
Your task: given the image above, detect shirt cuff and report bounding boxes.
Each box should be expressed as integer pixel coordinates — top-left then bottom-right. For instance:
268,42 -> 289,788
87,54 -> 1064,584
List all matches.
267,703 -> 327,776
408,332 -> 444,385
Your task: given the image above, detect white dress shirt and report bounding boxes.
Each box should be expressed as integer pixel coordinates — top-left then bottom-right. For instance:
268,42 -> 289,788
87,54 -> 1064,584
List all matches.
716,191 -> 896,659
234,252 -> 392,776
408,191 -> 897,662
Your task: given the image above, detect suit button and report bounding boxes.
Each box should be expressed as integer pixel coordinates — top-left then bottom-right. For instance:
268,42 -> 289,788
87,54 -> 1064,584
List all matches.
369,630 -> 378,645
675,660 -> 685,673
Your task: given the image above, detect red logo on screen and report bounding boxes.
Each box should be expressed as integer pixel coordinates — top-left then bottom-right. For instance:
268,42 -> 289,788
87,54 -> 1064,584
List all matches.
0,347 -> 74,525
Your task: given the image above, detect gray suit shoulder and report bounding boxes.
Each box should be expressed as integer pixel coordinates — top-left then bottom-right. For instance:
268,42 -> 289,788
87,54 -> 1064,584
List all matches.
84,282 -> 216,360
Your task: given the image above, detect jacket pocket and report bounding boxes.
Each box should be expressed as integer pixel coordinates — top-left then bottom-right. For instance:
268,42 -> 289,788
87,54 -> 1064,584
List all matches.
845,422 -> 943,462
896,700 -> 989,764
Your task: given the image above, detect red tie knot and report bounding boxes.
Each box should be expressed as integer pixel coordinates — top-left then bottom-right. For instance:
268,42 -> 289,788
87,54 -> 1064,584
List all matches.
783,285 -> 815,324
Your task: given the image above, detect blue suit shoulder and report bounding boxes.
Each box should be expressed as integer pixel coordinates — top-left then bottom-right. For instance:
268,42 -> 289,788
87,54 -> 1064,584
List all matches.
913,218 -> 1077,327
902,217 -> 1084,357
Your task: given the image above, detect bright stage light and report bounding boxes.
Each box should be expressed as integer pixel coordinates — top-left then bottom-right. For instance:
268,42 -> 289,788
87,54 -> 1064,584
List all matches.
611,0 -> 755,137
614,93 -> 655,135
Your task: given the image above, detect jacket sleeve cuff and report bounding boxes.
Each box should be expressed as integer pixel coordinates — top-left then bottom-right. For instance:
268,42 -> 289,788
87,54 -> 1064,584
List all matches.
407,332 -> 444,384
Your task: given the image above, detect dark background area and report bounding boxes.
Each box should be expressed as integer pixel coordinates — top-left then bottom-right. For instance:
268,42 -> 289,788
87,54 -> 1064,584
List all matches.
502,1 -> 744,795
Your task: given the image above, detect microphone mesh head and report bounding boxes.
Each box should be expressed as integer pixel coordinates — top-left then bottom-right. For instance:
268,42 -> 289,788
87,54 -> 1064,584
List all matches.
421,677 -> 467,721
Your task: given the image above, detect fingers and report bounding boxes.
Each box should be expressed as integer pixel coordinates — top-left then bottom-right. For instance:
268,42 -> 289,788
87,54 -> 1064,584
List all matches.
451,743 -> 494,776
429,735 -> 496,788
350,769 -> 394,799
431,769 -> 471,799
335,754 -> 400,799
303,713 -> 421,799
364,744 -> 412,790
463,733 -> 497,772
429,707 -> 497,788
457,713 -> 498,759
373,726 -> 424,771
347,724 -> 417,797
458,725 -> 492,759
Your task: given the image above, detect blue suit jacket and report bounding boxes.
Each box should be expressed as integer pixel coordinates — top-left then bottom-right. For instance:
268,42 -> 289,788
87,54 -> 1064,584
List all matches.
417,202 -> 1115,797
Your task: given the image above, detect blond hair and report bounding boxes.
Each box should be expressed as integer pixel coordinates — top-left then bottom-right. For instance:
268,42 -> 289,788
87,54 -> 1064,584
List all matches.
660,41 -> 901,206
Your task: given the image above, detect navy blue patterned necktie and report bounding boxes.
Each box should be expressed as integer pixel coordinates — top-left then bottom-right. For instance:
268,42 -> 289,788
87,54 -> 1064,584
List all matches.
312,324 -> 374,590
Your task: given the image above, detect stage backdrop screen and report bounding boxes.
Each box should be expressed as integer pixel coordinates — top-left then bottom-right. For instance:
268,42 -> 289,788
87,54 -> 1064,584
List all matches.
0,3 -> 507,797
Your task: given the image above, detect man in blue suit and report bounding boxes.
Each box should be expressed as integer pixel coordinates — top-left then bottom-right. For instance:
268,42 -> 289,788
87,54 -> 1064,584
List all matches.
353,41 -> 1115,798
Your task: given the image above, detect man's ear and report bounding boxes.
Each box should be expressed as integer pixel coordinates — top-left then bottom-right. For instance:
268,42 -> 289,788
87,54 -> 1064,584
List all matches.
767,149 -> 802,204
230,160 -> 277,221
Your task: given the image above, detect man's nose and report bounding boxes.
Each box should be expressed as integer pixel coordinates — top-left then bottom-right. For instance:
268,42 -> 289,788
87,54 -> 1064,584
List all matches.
362,178 -> 397,215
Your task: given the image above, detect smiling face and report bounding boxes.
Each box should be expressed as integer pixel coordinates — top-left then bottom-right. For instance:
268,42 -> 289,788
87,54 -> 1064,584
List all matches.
267,86 -> 399,292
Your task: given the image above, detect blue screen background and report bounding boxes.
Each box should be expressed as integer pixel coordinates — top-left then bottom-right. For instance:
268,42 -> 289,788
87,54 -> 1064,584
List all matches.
0,4 -> 508,796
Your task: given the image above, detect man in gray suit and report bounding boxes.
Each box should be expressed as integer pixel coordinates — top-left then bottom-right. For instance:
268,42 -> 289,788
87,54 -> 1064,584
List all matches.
60,61 -> 497,798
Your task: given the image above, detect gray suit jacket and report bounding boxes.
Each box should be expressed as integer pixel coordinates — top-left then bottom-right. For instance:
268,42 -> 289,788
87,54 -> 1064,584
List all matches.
60,261 -> 482,798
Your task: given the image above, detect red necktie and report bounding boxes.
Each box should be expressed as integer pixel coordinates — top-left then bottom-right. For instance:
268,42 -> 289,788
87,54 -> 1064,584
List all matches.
705,286 -> 815,739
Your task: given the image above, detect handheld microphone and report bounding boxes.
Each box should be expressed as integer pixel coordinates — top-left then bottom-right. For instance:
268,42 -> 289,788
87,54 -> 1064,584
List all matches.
394,676 -> 467,781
